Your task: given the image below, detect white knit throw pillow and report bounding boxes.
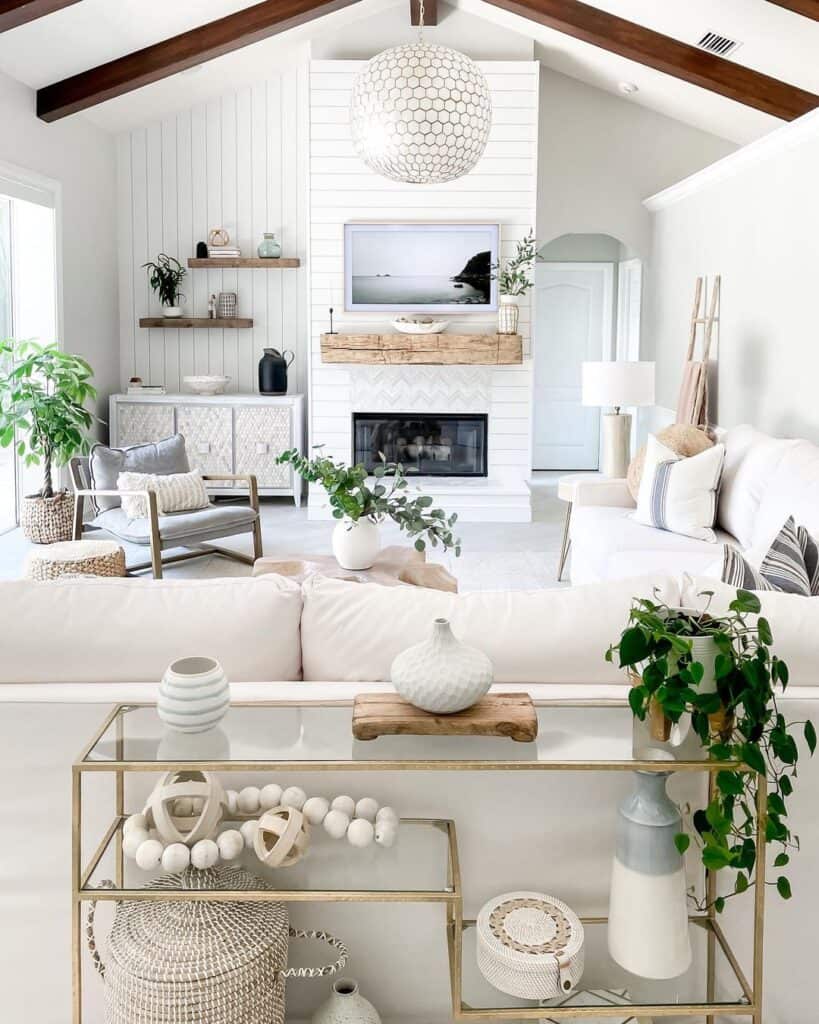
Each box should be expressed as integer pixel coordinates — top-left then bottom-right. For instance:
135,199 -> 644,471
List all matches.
632,434 -> 725,542
117,470 -> 209,518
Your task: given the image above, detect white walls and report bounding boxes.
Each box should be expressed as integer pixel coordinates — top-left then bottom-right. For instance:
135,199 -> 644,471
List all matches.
116,65 -> 309,397
0,69 -> 117,434
644,109 -> 819,440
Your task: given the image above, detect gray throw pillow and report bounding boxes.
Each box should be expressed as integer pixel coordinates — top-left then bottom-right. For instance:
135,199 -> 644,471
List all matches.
88,433 -> 190,514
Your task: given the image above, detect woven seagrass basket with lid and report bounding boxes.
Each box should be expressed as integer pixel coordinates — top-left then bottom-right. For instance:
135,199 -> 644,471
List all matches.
87,866 -> 347,1024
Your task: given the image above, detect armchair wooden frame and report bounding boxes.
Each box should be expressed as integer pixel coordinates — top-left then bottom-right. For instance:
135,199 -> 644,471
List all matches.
68,459 -> 263,579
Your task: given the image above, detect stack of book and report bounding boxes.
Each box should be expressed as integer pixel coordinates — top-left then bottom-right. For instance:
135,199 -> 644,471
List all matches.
207,244 -> 241,258
127,383 -> 166,395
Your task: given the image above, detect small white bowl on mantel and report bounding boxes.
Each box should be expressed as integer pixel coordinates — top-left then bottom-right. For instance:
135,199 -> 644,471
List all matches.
391,317 -> 448,335
183,375 -> 231,395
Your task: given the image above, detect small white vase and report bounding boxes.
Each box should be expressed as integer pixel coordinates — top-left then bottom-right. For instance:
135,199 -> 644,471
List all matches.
332,516 -> 380,570
311,978 -> 382,1024
163,305 -> 182,318
158,656 -> 230,733
390,617 -> 493,714
498,295 -> 519,334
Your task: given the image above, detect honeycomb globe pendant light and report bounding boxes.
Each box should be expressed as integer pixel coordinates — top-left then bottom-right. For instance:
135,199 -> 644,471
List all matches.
350,2 -> 492,184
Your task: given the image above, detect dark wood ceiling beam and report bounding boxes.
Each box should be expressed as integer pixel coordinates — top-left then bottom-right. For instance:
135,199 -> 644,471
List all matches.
410,0 -> 437,27
766,0 -> 819,20
0,0 -> 81,32
37,0 -> 361,122
484,0 -> 819,121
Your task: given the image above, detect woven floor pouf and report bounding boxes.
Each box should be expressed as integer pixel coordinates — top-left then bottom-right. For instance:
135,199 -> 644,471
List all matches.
87,866 -> 348,1024
25,540 -> 126,580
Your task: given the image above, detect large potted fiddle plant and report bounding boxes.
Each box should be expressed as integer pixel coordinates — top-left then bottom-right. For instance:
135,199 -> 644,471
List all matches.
0,339 -> 99,542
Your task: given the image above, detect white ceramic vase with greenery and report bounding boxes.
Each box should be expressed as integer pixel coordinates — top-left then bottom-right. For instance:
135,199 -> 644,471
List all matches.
492,230 -> 536,335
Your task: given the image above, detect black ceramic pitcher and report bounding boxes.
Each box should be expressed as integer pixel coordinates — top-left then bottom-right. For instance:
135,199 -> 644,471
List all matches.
258,348 -> 295,394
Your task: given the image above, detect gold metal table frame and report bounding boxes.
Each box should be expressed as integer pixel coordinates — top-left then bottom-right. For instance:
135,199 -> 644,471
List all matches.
72,701 -> 766,1023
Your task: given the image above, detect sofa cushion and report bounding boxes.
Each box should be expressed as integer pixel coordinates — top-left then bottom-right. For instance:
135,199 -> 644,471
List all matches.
300,573 -> 680,684
89,433 -> 190,513
91,504 -> 257,546
0,575 -> 303,684
752,440 -> 819,553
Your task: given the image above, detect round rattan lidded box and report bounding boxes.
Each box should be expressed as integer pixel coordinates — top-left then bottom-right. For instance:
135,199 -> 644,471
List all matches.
476,891 -> 585,1000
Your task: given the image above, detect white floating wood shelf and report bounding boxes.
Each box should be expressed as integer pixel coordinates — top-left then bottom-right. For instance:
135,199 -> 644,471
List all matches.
139,317 -> 253,328
320,332 -> 523,365
187,257 -> 300,268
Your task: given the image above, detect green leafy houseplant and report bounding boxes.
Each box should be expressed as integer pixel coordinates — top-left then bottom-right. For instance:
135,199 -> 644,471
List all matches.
607,588 -> 815,913
0,338 -> 98,499
143,253 -> 186,308
277,447 -> 462,555
491,229 -> 536,296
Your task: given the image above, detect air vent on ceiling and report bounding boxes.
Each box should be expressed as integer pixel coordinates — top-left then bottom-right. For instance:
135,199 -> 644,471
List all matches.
697,31 -> 742,57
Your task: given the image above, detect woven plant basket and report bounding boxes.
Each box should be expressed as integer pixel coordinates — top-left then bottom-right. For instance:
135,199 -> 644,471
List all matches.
87,866 -> 347,1024
20,491 -> 74,544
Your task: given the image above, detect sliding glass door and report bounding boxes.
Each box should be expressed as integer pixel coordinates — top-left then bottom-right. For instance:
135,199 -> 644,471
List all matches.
0,197 -> 14,533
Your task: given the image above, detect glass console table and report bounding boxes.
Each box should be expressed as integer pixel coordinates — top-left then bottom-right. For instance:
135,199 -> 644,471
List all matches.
73,701 -> 765,1023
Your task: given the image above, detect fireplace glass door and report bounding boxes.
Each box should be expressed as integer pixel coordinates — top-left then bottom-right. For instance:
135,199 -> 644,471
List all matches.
353,413 -> 488,477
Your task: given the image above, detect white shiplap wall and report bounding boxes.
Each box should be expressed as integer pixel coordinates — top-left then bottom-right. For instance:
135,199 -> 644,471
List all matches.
117,68 -> 308,396
309,59 -> 539,521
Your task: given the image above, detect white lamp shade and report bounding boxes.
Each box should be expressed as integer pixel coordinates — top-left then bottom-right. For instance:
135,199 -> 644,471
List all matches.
581,361 -> 656,408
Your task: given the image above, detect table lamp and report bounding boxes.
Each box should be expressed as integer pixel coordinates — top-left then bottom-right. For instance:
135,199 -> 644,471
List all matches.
581,361 -> 656,478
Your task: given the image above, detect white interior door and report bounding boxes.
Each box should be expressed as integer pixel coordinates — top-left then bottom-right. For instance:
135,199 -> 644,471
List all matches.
532,263 -> 614,470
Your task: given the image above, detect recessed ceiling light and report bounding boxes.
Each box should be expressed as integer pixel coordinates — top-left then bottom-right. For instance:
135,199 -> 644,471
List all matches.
618,82 -> 639,95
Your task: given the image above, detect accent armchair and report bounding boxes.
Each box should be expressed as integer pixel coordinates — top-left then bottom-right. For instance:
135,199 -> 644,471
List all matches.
69,436 -> 263,578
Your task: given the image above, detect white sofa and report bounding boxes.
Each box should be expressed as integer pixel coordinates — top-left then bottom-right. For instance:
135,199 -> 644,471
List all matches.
569,424 -> 819,585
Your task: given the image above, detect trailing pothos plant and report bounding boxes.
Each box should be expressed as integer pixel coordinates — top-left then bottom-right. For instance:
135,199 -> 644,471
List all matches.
277,446 -> 462,556
607,588 -> 815,913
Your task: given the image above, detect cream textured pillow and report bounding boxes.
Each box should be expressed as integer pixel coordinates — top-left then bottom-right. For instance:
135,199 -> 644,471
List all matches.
627,424 -> 714,501
117,470 -> 209,518
632,434 -> 725,542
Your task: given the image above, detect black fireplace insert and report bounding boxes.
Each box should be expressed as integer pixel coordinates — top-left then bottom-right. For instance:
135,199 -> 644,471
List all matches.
353,412 -> 488,477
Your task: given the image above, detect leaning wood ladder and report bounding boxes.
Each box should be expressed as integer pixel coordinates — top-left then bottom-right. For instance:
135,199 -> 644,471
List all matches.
678,274 -> 720,427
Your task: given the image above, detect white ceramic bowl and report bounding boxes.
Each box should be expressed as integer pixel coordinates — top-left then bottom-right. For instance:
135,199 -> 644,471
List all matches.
183,375 -> 231,395
391,318 -> 448,335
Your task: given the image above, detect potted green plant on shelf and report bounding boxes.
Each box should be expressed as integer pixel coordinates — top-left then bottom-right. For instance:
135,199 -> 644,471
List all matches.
607,587 -> 815,912
277,447 -> 461,571
0,338 -> 99,543
491,229 -> 536,335
143,253 -> 186,318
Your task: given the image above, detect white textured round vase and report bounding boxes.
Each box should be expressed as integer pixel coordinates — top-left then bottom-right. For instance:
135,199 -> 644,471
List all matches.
158,656 -> 230,733
390,617 -> 493,714
311,978 -> 382,1024
332,516 -> 381,570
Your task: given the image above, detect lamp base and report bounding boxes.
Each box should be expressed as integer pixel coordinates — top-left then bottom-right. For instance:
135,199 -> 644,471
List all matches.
601,413 -> 632,478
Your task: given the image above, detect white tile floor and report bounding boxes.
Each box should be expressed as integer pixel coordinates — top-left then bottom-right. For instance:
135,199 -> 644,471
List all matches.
0,474 -> 574,591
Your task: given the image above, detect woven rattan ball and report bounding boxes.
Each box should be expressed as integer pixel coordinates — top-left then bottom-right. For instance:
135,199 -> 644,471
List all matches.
627,424 -> 715,500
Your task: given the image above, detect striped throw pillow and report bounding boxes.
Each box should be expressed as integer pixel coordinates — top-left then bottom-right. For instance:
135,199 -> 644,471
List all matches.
721,517 -> 816,596
117,470 -> 209,519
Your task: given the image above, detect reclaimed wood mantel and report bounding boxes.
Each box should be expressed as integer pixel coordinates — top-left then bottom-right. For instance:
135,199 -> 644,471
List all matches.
320,332 -> 523,365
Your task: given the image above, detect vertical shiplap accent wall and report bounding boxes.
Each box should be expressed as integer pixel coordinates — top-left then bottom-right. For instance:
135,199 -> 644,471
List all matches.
117,69 -> 308,396
308,60 -> 538,509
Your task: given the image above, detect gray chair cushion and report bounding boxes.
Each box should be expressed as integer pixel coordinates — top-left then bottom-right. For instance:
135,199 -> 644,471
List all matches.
91,503 -> 257,547
89,433 -> 190,514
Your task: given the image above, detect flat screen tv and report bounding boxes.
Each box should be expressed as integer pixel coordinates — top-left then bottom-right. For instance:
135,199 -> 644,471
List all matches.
344,222 -> 499,313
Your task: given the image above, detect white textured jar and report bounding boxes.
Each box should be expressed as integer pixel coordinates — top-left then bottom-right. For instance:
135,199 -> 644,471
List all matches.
311,978 -> 382,1024
332,516 -> 381,571
158,656 -> 230,733
390,617 -> 493,714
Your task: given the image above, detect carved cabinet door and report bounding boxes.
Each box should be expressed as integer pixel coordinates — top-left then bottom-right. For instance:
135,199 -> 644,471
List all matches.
176,405 -> 234,486
234,406 -> 292,488
116,403 -> 175,446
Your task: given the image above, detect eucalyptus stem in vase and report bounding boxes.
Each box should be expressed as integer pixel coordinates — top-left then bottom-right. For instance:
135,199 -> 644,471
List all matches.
491,229 -> 536,335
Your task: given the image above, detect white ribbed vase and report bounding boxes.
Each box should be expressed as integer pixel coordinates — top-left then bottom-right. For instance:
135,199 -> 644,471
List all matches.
390,617 -> 493,714
158,656 -> 230,733
332,516 -> 381,571
311,978 -> 382,1024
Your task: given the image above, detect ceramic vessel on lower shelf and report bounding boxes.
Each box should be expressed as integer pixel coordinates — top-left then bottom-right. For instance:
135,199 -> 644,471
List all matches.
332,516 -> 381,570
311,978 -> 382,1024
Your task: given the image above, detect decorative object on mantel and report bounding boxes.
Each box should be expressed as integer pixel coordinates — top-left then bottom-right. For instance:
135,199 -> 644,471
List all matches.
86,864 -> 349,1024
391,316 -> 448,335
257,232 -> 282,258
609,588 -> 814,916
207,226 -> 241,258
208,293 -> 217,319
183,374 -> 232,395
327,307 -> 337,334
492,229 -> 536,335
350,0 -> 491,184
143,252 -> 186,317
477,891 -> 585,999
217,291 -> 238,319
196,240 -> 208,258
312,978 -> 382,1024
607,771 -> 692,980
277,447 -> 462,570
390,617 -> 493,714
581,361 -> 656,478
259,347 -> 295,395
320,331 -> 522,365
352,692 -> 537,742
158,656 -> 231,733
0,338 -> 99,544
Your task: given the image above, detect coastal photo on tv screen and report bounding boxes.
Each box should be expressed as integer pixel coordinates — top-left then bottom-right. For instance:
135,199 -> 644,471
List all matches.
344,223 -> 499,313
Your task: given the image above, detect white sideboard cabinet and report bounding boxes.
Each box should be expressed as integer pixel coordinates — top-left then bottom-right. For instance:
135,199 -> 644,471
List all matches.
109,393 -> 305,503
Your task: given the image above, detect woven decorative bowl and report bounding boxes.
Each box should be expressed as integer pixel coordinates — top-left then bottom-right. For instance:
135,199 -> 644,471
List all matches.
477,891 -> 585,999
